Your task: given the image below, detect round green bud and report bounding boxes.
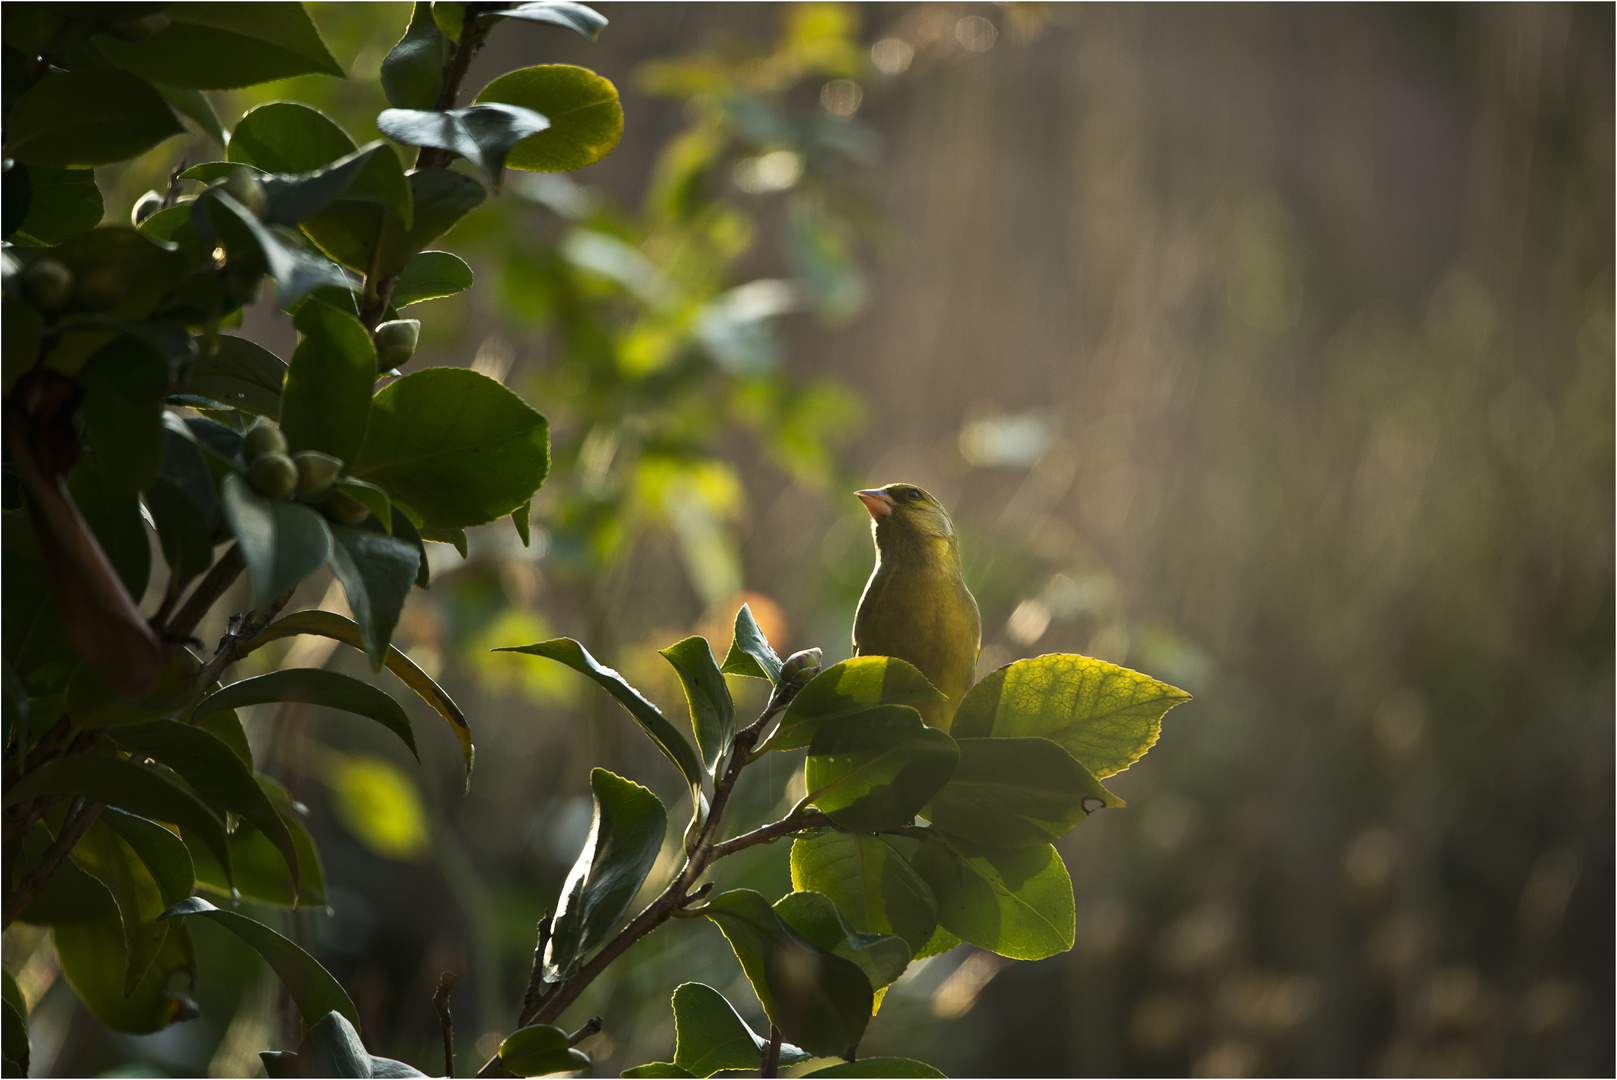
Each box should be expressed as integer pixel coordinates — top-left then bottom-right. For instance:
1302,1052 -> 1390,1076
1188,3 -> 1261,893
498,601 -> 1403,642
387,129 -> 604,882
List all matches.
293,450 -> 344,497
779,647 -> 824,685
373,319 -> 420,370
23,258 -> 73,312
106,12 -> 170,40
249,452 -> 298,499
242,419 -> 287,460
324,490 -> 372,526
131,190 -> 164,226
223,167 -> 268,220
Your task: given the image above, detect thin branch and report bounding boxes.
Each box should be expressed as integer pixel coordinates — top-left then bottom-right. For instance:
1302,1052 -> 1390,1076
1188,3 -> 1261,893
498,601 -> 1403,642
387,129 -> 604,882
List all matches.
175,583 -> 297,722
761,1025 -> 782,1079
708,810 -> 830,862
566,1017 -> 602,1047
433,972 -> 459,1078
163,543 -> 244,642
2,798 -> 103,928
520,914 -> 552,1018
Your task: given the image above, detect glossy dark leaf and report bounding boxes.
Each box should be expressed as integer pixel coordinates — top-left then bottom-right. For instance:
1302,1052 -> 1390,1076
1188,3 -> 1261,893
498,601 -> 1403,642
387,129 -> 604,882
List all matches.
804,706 -> 959,832
99,806 -> 196,909
909,836 -> 1074,960
790,833 -> 937,956
951,654 -> 1191,779
67,817 -> 171,995
67,460 -> 149,597
664,982 -> 810,1077
333,477 -> 391,529
204,189 -> 357,306
773,891 -> 911,993
262,142 -> 412,230
228,102 -> 356,173
545,768 -> 668,978
197,708 -> 253,768
8,165 -> 101,245
800,1059 -> 946,1078
281,301 -> 376,464
3,753 -> 231,878
498,1024 -> 590,1077
156,85 -> 226,146
485,1 -> 607,40
702,889 -> 872,1058
220,474 -> 334,608
161,897 -> 360,1031
921,737 -> 1121,850
188,334 -> 288,419
353,367 -> 549,529
95,3 -> 345,89
660,636 -> 734,778
189,778 -> 327,910
770,657 -> 942,752
2,968 -> 27,1077
719,603 -> 782,684
146,479 -> 214,580
112,719 -> 299,894
13,820 -> 116,925
76,335 -> 168,494
327,522 -> 419,668
5,69 -> 183,167
244,609 -> 473,781
476,64 -> 622,173
194,667 -> 419,760
621,1065 -> 696,1078
378,102 -> 550,185
391,250 -> 473,307
496,639 -> 702,791
55,911 -> 196,1034
381,3 -> 451,111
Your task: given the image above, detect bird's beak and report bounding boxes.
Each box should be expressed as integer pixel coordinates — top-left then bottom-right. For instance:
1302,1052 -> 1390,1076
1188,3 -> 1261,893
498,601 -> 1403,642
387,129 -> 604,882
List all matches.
856,489 -> 894,519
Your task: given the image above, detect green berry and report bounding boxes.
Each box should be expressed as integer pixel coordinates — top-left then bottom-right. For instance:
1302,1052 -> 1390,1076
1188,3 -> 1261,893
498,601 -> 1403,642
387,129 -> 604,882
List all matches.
374,319 -> 420,370
249,452 -> 298,499
294,450 -> 343,497
23,259 -> 73,313
242,419 -> 287,460
324,491 -> 372,526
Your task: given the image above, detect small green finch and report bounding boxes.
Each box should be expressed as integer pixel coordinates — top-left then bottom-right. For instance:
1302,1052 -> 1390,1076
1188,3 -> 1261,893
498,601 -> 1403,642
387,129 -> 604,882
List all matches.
852,484 -> 982,731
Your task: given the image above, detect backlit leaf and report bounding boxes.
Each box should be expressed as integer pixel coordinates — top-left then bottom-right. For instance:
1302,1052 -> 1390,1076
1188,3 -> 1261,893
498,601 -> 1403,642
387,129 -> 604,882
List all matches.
475,64 -> 622,173
790,832 -> 937,955
660,636 -> 734,778
771,656 -> 942,752
909,837 -> 1074,960
921,737 -> 1121,849
804,706 -> 958,832
719,603 -> 782,683
194,668 -> 418,760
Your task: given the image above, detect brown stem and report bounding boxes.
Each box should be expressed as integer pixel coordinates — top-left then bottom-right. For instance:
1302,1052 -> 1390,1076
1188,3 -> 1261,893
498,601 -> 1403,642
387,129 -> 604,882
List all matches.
2,798 -> 103,929
566,1017 -> 602,1047
433,972 -> 459,1078
176,583 -> 297,722
163,544 -> 244,642
708,810 -> 830,862
520,914 -> 553,1018
761,1026 -> 782,1078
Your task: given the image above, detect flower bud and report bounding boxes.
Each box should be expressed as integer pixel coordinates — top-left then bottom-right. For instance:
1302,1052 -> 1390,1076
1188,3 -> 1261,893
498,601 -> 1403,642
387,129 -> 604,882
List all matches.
22,258 -> 72,312
293,450 -> 343,497
242,418 -> 288,460
248,452 -> 298,499
373,319 -> 420,370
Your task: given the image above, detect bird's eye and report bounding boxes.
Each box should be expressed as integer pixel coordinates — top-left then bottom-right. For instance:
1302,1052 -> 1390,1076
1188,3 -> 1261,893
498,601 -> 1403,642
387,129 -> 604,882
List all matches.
907,489 -> 924,501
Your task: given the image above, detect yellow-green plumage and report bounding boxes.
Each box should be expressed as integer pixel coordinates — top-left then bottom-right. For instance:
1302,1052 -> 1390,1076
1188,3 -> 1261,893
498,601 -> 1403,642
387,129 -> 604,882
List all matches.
852,483 -> 981,731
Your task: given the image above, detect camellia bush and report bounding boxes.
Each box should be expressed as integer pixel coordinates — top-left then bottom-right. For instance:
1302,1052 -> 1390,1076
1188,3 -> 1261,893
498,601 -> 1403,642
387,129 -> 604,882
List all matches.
1,4 -> 1191,1077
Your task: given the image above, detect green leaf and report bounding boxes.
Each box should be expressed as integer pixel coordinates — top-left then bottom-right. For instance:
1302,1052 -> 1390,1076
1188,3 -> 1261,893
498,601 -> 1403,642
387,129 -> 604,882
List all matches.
95,2 -> 345,89
99,806 -> 196,909
281,301 -> 376,464
220,473 -> 334,608
2,968 -> 27,1078
9,166 -> 101,245
37,226 -> 190,330
495,639 -> 702,792
197,709 -> 253,768
112,720 -> 299,894
512,500 -> 532,546
261,1011 -> 429,1078
67,817 -> 171,995
76,335 -> 168,494
161,896 -> 360,1032
622,1066 -> 696,1078
378,103 -> 551,185
771,657 -> 943,752
805,707 -> 959,832
382,3 -> 451,111
486,2 -> 608,40
702,889 -> 872,1058
909,837 -> 1074,960
190,779 -> 327,910
146,480 -> 214,580
951,654 -> 1191,779
546,769 -> 668,978
262,142 -> 413,230
67,460 -> 150,598
665,982 -> 808,1077
12,821 -> 117,925
922,737 -> 1121,850
194,668 -> 419,761
475,65 -> 622,173
202,189 -> 357,306
304,167 -> 485,279
187,334 -> 287,419
773,891 -> 911,992
327,523 -> 419,668
243,609 -> 473,783
3,754 -> 231,879
229,102 -> 356,173
392,250 -> 473,307
790,832 -> 937,956
719,603 -> 782,683
1,525 -> 76,698
354,367 -> 549,529
333,477 -> 392,529
801,1059 -> 947,1078
55,911 -> 196,1033
498,1025 -> 590,1077
156,85 -> 226,147
5,68 -> 183,167
660,636 -> 734,778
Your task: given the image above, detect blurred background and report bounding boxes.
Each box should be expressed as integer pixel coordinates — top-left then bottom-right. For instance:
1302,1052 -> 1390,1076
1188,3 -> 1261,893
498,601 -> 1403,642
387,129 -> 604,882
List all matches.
7,3 -> 1611,1076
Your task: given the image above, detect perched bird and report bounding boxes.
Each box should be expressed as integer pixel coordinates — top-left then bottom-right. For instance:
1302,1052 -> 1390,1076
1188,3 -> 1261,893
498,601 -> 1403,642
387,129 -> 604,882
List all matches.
852,483 -> 982,731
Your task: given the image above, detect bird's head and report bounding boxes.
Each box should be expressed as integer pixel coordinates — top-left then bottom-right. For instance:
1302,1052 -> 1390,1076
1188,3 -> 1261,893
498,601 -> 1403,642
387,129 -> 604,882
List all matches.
856,483 -> 958,554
